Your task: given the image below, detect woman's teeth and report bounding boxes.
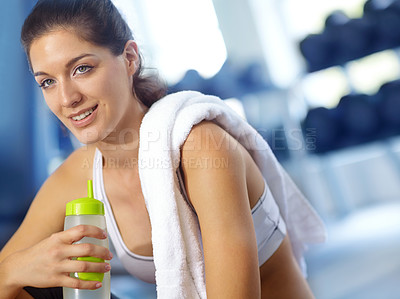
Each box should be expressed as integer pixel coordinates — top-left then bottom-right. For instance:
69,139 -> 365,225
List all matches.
72,107 -> 95,121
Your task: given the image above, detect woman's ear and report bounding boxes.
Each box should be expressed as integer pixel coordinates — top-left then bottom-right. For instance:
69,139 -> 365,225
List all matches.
123,40 -> 139,76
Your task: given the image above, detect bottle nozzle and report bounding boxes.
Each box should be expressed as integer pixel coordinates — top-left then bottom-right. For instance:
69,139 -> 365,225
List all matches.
65,179 -> 103,216
87,180 -> 94,199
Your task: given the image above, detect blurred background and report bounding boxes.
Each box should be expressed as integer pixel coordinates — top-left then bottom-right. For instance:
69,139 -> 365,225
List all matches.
1,0 -> 400,298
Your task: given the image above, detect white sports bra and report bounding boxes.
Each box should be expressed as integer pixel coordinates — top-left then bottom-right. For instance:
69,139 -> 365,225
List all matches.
92,148 -> 286,284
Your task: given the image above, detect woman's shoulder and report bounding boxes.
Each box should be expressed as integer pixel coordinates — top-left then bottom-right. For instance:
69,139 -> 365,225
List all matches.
180,120 -> 265,209
180,120 -> 246,187
181,120 -> 243,161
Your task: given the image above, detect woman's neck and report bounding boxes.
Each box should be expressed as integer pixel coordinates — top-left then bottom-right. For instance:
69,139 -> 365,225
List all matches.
95,99 -> 148,169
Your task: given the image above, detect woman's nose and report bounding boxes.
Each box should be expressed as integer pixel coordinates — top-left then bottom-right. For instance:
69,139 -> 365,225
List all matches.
59,80 -> 82,107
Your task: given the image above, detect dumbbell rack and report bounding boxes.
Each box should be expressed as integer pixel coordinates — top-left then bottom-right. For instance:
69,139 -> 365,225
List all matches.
294,0 -> 400,220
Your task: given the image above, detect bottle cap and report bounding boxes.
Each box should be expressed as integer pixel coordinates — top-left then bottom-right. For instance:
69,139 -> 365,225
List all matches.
65,180 -> 105,216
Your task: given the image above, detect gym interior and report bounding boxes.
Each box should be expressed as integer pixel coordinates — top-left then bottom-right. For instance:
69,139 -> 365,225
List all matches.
1,0 -> 400,298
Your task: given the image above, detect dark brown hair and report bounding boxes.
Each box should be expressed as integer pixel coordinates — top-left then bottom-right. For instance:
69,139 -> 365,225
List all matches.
21,0 -> 167,107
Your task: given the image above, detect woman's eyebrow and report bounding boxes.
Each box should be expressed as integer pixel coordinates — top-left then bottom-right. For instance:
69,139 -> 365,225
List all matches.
34,71 -> 49,77
65,53 -> 95,69
34,53 -> 96,76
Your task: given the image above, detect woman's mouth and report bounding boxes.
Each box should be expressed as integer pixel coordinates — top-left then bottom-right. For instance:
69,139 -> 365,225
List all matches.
72,106 -> 96,121
70,104 -> 98,128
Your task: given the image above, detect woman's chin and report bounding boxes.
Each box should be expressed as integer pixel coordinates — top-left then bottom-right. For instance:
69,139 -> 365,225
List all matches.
71,128 -> 102,145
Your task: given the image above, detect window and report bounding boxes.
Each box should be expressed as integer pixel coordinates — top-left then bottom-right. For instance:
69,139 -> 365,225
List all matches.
113,0 -> 227,84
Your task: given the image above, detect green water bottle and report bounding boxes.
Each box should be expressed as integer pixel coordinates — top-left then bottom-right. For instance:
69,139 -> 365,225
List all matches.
62,180 -> 110,299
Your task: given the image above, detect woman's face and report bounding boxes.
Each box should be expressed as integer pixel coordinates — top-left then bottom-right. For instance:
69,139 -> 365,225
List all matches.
30,29 -> 139,144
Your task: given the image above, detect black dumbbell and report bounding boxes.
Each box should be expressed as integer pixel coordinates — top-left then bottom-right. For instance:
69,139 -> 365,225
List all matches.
168,69 -> 207,94
326,17 -> 374,64
363,0 -> 400,51
377,80 -> 400,134
303,107 -> 340,153
325,10 -> 351,28
204,60 -> 244,99
299,33 -> 336,72
364,0 -> 392,13
237,61 -> 270,95
336,94 -> 380,143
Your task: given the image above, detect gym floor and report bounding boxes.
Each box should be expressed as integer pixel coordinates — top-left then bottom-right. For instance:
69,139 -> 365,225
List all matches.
306,202 -> 400,299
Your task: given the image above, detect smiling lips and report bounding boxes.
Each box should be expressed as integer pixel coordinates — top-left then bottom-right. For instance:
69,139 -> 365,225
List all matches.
72,106 -> 96,121
69,104 -> 98,128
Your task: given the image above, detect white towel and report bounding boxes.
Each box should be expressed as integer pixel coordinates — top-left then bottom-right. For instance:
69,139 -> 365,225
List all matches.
138,91 -> 326,299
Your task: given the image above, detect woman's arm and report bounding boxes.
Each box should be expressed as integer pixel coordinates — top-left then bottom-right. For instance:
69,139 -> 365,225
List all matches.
181,121 -> 261,299
0,147 -> 111,298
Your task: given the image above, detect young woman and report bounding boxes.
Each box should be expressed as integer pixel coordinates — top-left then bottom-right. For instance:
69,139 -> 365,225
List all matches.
0,0 -> 325,298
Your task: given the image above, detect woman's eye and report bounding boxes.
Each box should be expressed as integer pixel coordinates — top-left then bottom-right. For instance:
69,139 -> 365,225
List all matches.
75,65 -> 93,75
39,79 -> 55,89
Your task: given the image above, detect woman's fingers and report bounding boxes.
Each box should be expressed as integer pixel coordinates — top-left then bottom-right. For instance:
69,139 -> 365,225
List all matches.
61,259 -> 111,274
55,225 -> 107,244
6,225 -> 111,291
69,243 -> 112,261
61,276 -> 104,290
